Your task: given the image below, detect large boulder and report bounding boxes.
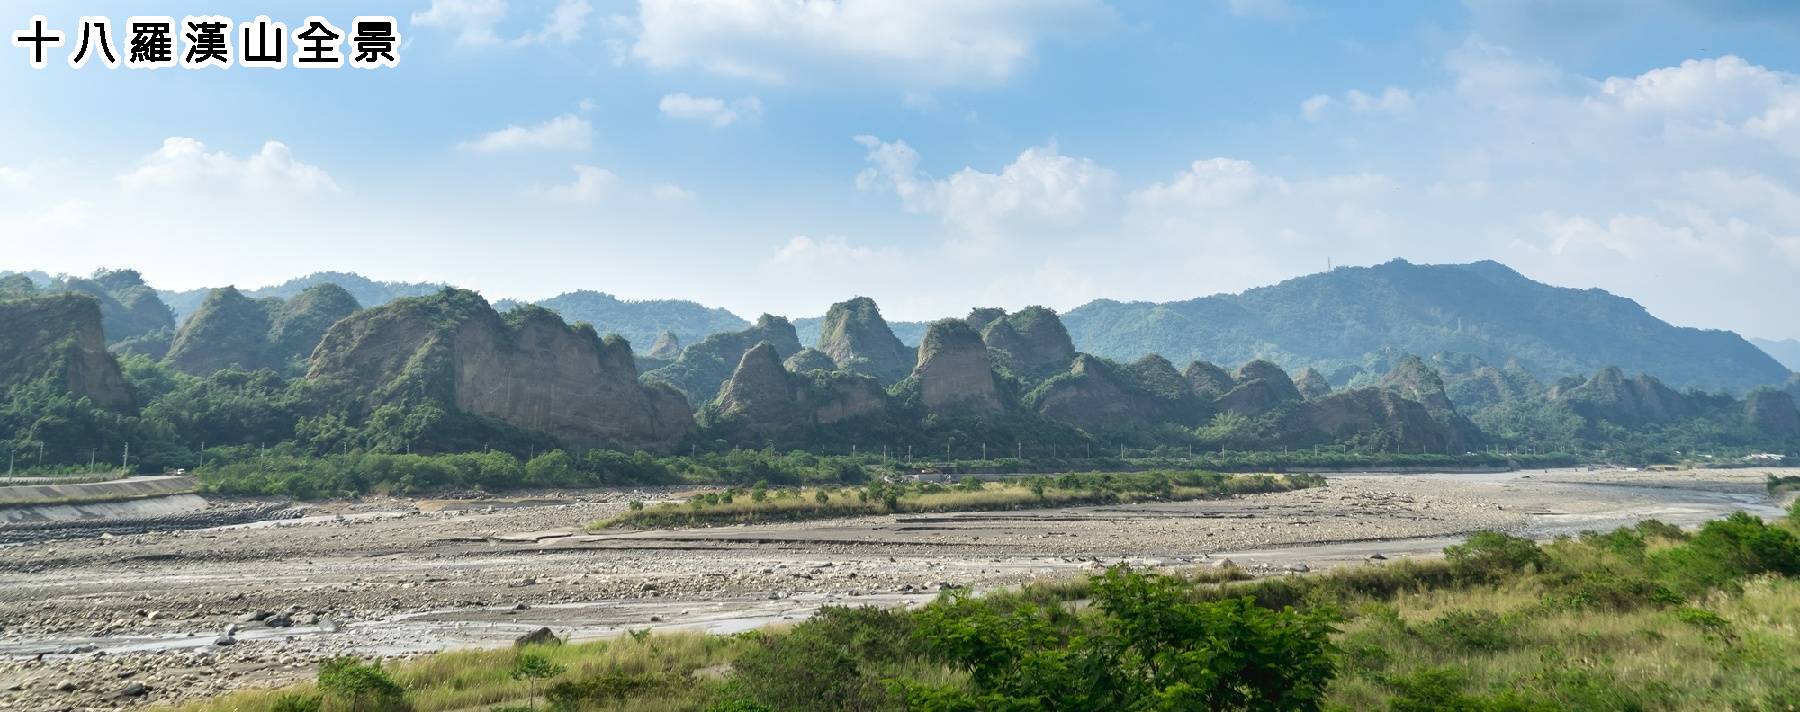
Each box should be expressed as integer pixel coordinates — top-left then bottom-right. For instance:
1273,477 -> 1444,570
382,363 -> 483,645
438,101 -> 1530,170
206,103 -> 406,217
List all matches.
0,294 -> 132,411
644,315 -> 802,403
306,289 -> 691,452
814,297 -> 912,384
981,306 -> 1077,384
909,319 -> 1004,416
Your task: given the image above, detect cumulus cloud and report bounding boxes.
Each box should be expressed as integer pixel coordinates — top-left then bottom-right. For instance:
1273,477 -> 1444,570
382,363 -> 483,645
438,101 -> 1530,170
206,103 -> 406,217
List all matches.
627,0 -> 1117,87
534,164 -> 616,203
658,93 -> 763,127
1299,87 -> 1414,120
0,167 -> 28,190
854,136 -> 1117,238
117,138 -> 338,193
458,114 -> 592,152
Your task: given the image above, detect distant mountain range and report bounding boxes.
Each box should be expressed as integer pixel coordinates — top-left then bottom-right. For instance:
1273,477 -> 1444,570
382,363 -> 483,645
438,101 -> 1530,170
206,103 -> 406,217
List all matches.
159,272 -> 449,323
10,259 -> 1792,393
1057,260 -> 1789,394
1753,338 -> 1800,371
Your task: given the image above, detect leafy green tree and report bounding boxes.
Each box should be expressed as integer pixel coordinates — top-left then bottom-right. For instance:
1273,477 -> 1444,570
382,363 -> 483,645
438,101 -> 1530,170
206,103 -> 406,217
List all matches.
510,651 -> 566,710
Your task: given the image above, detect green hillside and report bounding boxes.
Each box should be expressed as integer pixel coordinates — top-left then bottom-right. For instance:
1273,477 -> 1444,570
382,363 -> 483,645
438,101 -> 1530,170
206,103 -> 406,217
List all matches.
526,290 -> 749,353
1061,260 -> 1788,393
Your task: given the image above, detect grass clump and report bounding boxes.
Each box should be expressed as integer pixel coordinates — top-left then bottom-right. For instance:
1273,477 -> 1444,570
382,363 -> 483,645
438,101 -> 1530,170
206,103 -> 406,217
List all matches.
593,471 -> 1322,528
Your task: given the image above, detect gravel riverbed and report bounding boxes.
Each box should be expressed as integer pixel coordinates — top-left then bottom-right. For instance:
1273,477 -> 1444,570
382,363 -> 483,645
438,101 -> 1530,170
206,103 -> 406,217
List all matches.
0,467 -> 1787,710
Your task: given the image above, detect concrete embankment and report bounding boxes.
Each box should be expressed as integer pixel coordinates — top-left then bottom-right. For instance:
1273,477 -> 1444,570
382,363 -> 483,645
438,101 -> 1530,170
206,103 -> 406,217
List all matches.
0,475 -> 196,507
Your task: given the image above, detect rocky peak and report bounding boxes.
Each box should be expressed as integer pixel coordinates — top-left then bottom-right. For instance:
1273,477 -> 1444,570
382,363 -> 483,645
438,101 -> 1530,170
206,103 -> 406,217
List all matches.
1183,360 -> 1233,399
269,283 -> 360,364
165,286 -> 277,375
784,348 -> 838,373
815,296 -> 912,384
1217,360 -> 1303,416
980,306 -> 1076,383
0,294 -> 132,412
702,342 -> 888,443
1744,388 -> 1800,436
307,288 -> 691,452
710,342 -> 809,431
1555,366 -> 1694,425
648,331 -> 683,360
1127,354 -> 1187,399
965,307 -> 1006,332
911,319 -> 1003,415
1294,368 -> 1331,399
642,314 -> 803,403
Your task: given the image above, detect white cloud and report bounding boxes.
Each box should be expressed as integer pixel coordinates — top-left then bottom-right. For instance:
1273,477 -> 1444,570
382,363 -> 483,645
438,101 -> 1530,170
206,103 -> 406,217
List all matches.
533,0 -> 595,44
0,167 -> 28,190
458,114 -> 592,152
117,138 -> 338,193
412,0 -> 510,47
1300,87 -> 1414,120
627,0 -> 1117,87
535,164 -> 616,203
658,93 -> 763,127
651,183 -> 696,202
854,136 -> 1116,238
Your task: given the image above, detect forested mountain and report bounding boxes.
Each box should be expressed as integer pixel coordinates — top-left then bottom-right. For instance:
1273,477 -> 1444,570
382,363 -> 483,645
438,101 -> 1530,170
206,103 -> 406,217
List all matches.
1059,260 -> 1787,393
1753,338 -> 1800,371
524,290 -> 749,354
160,272 -> 447,322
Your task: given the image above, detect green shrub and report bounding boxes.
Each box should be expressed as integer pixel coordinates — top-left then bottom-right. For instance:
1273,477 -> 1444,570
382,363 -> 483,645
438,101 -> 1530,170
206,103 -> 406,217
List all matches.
1415,609 -> 1516,652
544,672 -> 679,710
733,606 -> 917,712
1445,531 -> 1547,582
316,656 -> 408,712
268,693 -> 322,712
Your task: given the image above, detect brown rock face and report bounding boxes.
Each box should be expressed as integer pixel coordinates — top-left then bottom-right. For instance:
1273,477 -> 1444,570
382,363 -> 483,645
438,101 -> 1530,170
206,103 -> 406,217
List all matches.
709,342 -> 811,436
165,287 -> 276,375
703,342 -> 887,442
912,319 -> 1003,415
307,290 -> 691,452
815,297 -> 913,384
0,294 -> 132,411
1553,366 -> 1695,425
1031,355 -> 1162,429
647,331 -> 683,360
1299,388 -> 1456,453
783,348 -> 839,373
1217,360 -> 1303,416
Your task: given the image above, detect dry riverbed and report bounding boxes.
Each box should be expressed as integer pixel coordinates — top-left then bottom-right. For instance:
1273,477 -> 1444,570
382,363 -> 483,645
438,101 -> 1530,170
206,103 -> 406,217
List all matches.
0,467 -> 1788,710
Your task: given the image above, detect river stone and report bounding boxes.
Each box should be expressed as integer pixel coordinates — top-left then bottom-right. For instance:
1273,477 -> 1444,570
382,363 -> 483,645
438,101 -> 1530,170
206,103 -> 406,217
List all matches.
515,627 -> 562,647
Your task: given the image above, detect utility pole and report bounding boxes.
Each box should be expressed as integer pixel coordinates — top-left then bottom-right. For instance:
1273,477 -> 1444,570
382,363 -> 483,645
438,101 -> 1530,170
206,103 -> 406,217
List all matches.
981,443 -> 987,460
121,442 -> 129,471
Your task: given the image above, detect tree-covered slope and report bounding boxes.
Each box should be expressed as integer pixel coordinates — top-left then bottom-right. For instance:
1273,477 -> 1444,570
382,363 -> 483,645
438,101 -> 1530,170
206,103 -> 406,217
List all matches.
528,290 -> 749,354
1061,260 -> 1787,393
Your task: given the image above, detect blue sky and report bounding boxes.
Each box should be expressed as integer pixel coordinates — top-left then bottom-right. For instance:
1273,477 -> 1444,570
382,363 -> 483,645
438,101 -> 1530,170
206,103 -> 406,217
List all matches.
4,0 -> 1800,340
